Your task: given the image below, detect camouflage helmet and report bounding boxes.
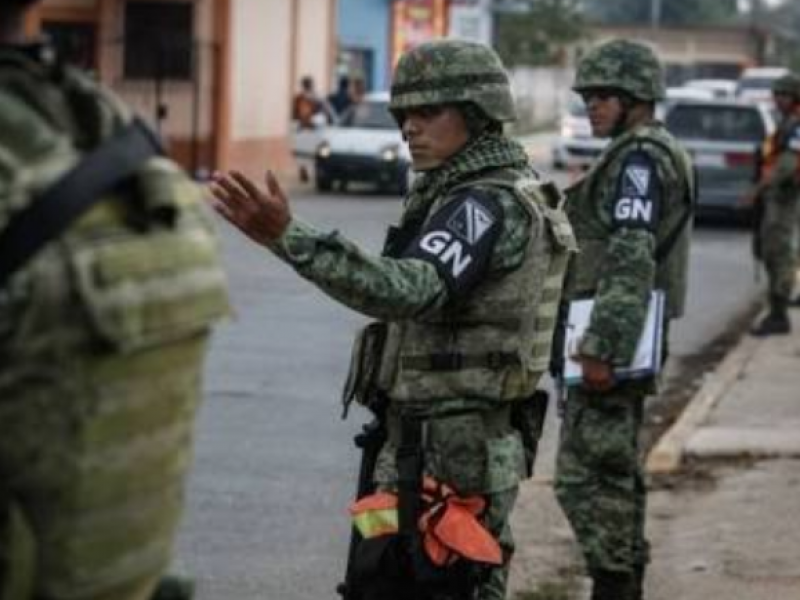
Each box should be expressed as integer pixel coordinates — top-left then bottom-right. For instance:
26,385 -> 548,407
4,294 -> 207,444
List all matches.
573,39 -> 666,102
389,40 -> 516,122
771,74 -> 800,100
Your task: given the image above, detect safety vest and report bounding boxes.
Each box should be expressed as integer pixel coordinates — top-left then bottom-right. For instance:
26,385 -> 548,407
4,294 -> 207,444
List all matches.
375,171 -> 576,403
759,111 -> 800,182
564,122 -> 695,320
350,477 -> 502,567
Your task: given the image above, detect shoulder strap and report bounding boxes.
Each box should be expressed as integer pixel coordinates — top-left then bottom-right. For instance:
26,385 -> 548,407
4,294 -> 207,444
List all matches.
0,118 -> 162,288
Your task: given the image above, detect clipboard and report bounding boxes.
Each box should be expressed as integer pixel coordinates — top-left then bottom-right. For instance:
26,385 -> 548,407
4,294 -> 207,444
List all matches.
563,290 -> 665,386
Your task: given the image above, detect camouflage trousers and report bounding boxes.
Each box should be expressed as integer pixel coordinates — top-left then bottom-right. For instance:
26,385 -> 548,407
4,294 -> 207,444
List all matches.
761,196 -> 799,300
554,386 -> 649,574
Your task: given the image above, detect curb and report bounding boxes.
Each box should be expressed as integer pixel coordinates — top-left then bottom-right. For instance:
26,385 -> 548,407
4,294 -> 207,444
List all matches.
645,334 -> 761,474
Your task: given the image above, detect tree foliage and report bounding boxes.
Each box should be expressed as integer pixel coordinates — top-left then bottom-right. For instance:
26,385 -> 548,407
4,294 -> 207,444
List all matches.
494,0 -> 587,67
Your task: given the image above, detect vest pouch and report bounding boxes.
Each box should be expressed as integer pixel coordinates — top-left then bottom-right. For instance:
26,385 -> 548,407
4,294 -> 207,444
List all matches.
68,225 -> 229,354
342,321 -> 388,412
352,533 -> 483,600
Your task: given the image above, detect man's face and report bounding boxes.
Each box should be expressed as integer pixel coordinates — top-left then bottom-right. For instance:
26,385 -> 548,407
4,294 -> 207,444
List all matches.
397,105 -> 470,171
580,88 -> 625,138
773,92 -> 796,116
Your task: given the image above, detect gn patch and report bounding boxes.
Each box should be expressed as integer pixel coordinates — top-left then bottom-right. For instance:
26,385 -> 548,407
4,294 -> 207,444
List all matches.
403,189 -> 504,298
612,151 -> 661,231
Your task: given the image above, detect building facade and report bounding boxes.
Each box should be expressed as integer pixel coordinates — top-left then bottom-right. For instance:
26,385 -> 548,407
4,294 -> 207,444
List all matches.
28,0 -> 337,178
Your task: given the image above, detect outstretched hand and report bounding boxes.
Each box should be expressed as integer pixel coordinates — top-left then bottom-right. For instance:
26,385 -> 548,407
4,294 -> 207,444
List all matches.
209,170 -> 291,245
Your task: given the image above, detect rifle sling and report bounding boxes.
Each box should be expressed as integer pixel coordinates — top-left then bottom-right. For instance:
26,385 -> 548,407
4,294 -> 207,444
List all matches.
0,118 -> 162,288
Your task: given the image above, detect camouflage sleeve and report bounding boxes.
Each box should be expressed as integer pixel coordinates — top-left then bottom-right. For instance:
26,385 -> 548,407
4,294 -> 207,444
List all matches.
768,123 -> 800,189
271,219 -> 447,320
578,229 -> 655,364
269,186 -> 530,321
579,150 -> 658,365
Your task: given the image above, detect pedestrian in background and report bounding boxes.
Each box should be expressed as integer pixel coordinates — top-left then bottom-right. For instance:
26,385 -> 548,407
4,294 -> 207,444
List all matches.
292,75 -> 332,129
327,74 -> 353,118
210,39 -> 575,600
554,40 -> 695,600
0,2 -> 229,599
748,73 -> 800,336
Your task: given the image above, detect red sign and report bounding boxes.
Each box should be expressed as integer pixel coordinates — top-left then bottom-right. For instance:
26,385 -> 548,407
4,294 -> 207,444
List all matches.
391,0 -> 449,67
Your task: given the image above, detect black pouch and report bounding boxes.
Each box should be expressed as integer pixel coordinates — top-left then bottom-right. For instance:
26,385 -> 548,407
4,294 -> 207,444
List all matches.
342,322 -> 388,415
510,390 -> 549,478
352,533 -> 485,600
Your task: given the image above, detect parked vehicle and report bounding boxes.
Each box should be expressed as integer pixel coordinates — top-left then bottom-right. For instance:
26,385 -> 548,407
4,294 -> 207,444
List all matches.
664,99 -> 775,220
736,66 -> 790,105
551,93 -> 607,170
313,92 -> 411,194
682,78 -> 737,100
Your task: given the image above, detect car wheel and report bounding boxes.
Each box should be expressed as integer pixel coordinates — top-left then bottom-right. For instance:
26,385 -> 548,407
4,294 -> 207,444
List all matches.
316,174 -> 332,192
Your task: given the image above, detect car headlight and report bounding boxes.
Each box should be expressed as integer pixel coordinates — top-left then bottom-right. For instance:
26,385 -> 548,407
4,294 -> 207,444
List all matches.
381,145 -> 399,162
561,121 -> 574,138
316,142 -> 331,158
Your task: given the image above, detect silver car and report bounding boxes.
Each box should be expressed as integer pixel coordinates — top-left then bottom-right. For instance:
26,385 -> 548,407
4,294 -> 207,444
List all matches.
664,99 -> 775,220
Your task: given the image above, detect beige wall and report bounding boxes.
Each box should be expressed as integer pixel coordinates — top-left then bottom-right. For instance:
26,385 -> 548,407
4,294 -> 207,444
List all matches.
230,0 -> 292,140
295,0 -> 335,97
226,0 -> 335,177
590,26 -> 758,67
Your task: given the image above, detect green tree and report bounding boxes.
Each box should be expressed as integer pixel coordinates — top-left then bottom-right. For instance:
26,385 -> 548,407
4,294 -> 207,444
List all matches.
494,0 -> 587,67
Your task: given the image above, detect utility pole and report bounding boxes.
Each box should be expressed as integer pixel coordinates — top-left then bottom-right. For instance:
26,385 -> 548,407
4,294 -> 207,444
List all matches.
650,0 -> 662,30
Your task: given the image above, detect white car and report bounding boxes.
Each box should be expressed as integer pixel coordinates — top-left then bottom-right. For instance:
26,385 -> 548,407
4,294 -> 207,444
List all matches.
682,78 -> 737,100
551,93 -> 607,170
312,92 -> 411,194
736,66 -> 790,105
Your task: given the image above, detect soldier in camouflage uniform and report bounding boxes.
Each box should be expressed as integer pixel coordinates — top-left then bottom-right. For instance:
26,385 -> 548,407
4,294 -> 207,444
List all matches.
210,40 -> 575,599
553,40 -> 694,600
748,73 -> 800,335
0,2 -> 229,599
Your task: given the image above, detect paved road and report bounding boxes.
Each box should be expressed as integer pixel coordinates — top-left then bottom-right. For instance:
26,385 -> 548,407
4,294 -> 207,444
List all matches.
177,172 -> 761,599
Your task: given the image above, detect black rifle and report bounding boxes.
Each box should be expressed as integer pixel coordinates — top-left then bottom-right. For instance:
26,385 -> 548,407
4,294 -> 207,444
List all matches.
510,390 -> 549,478
336,406 -> 387,600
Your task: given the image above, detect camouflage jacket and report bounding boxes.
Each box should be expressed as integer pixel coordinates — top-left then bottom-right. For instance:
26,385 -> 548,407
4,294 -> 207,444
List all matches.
762,111 -> 800,200
563,121 -> 694,366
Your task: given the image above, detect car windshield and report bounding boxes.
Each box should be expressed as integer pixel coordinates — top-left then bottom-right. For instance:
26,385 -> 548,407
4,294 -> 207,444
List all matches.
737,77 -> 777,93
666,105 -> 766,142
340,101 -> 396,129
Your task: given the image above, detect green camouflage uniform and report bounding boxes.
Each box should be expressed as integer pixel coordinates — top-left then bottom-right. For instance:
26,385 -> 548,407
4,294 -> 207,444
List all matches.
272,40 -> 575,600
553,40 -> 694,596
760,81 -> 800,302
0,45 -> 229,600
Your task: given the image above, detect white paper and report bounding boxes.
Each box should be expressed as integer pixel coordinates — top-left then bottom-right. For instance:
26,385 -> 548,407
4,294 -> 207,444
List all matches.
563,290 -> 665,386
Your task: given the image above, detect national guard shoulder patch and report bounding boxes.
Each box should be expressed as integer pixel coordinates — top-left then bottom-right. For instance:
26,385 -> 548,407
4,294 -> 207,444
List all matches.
612,150 -> 662,231
402,189 -> 504,298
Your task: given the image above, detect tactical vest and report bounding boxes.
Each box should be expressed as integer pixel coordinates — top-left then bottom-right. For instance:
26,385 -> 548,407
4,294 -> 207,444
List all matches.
564,122 -> 694,319
375,171 -> 576,403
0,50 -> 228,599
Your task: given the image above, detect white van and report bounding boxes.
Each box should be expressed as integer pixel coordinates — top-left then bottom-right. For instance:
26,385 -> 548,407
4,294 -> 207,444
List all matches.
736,66 -> 790,105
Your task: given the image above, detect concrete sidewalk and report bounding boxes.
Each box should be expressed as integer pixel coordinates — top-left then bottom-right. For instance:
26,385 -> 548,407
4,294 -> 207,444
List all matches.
509,309 -> 800,599
644,309 -> 800,600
